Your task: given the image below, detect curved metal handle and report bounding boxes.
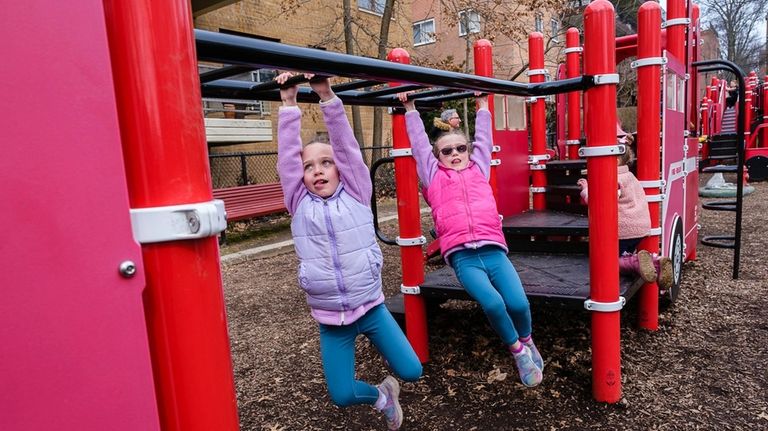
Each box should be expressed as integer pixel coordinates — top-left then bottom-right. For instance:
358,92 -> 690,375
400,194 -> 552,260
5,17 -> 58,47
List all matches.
370,156 -> 398,245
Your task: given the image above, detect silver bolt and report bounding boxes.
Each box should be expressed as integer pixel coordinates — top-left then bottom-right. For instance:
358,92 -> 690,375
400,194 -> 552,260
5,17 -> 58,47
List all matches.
119,261 -> 137,278
188,212 -> 201,234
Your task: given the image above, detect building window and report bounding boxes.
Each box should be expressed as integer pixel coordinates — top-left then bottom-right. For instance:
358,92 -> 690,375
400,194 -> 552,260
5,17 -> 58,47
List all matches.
413,19 -> 436,46
358,0 -> 385,15
459,10 -> 481,36
534,13 -> 544,32
247,69 -> 278,114
550,18 -> 559,42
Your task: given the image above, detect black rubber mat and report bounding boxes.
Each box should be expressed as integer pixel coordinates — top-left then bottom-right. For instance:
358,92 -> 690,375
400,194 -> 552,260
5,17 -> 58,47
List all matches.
502,210 -> 589,236
419,252 -> 642,309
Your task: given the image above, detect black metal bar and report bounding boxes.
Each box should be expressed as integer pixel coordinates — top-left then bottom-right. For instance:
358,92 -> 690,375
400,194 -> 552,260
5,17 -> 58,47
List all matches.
199,65 -> 254,83
240,154 -> 248,186
332,79 -> 382,92
693,59 -> 746,279
201,81 -> 444,108
370,156 -> 397,245
353,84 -> 425,99
195,29 -> 596,97
248,73 -> 310,92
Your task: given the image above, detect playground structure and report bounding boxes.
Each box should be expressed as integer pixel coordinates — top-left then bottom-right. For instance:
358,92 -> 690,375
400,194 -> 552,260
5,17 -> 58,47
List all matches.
3,0 -> 752,430
699,71 -> 768,181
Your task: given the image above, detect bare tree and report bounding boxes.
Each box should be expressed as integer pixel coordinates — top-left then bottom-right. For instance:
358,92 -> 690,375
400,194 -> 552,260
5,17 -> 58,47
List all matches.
341,0 -> 365,145
699,0 -> 767,72
371,0 -> 397,162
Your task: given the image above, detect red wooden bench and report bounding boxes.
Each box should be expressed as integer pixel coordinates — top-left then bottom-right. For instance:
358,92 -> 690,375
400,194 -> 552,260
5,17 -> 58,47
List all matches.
212,182 -> 286,223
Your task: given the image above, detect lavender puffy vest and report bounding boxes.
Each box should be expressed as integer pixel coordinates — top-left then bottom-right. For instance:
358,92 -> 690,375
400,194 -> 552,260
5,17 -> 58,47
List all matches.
290,185 -> 383,312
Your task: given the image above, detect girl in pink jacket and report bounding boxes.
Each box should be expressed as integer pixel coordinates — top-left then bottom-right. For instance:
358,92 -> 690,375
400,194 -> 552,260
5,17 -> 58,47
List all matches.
399,93 -> 543,388
577,131 -> 673,289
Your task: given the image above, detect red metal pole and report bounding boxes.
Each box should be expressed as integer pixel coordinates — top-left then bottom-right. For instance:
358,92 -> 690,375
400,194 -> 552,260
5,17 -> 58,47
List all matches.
763,76 -> 768,148
745,77 -> 754,147
689,4 -> 701,134
528,33 -> 547,210
566,28 -> 583,160
388,48 -> 429,363
667,0 -> 686,61
474,39 -> 499,203
583,0 -> 621,403
636,2 -> 663,332
102,1 -> 239,430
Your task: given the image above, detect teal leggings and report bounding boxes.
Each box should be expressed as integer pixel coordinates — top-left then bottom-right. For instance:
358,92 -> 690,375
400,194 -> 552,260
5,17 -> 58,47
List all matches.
318,304 -> 422,407
450,246 -> 532,345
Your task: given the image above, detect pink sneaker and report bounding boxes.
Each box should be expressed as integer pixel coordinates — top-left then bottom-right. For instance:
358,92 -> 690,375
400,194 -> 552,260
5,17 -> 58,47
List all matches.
510,345 -> 543,387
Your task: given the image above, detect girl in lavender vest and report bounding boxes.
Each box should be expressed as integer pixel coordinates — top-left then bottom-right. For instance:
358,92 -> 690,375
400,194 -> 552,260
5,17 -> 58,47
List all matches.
276,73 -> 421,431
399,93 -> 543,387
577,127 -> 674,290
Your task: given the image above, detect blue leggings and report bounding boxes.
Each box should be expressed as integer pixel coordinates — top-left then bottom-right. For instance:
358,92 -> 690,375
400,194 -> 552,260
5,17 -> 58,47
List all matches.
318,304 -> 422,407
450,246 -> 532,346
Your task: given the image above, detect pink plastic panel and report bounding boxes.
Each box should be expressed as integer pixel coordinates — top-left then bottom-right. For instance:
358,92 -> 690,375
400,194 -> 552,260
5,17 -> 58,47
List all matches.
494,129 -> 530,216
0,1 -> 160,429
661,53 -> 687,257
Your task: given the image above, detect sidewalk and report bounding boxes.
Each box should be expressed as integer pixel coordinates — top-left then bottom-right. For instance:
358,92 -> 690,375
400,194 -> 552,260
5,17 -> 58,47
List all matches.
220,207 -> 430,265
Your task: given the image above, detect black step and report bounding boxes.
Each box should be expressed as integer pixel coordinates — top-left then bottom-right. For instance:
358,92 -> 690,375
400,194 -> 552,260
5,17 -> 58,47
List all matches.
701,235 -> 735,249
546,160 -> 587,170
418,253 -> 642,309
708,154 -> 738,160
702,200 -> 737,211
502,210 -> 588,237
702,165 -> 739,173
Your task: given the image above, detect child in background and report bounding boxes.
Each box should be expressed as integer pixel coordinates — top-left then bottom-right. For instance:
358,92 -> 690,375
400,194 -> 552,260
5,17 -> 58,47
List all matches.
577,127 -> 673,289
399,92 -> 543,388
277,72 -> 422,431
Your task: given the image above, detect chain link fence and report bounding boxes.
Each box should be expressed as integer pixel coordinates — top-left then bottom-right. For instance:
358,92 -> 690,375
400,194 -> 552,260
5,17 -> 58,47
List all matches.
209,146 -> 394,190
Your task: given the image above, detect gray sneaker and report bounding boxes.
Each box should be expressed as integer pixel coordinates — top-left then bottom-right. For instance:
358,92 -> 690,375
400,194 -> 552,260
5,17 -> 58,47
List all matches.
378,376 -> 402,430
524,340 -> 544,372
512,345 -> 543,387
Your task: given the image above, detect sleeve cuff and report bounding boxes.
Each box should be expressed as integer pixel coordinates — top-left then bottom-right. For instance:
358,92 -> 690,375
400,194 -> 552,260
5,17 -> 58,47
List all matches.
279,105 -> 301,112
319,96 -> 341,106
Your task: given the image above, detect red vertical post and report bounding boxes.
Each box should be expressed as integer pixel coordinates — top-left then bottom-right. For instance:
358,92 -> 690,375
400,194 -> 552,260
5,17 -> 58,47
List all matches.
636,2 -> 663,332
745,76 -> 754,147
700,99 -> 710,136
763,76 -> 768,148
474,39 -> 499,203
388,48 -> 429,363
667,0 -> 686,61
528,33 -> 547,209
583,0 -> 621,403
566,28 -> 583,160
102,1 -> 239,430
689,4 -> 701,134
710,78 -> 721,135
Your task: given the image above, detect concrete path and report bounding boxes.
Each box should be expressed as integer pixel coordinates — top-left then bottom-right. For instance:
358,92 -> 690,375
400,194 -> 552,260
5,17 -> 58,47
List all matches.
221,207 -> 430,264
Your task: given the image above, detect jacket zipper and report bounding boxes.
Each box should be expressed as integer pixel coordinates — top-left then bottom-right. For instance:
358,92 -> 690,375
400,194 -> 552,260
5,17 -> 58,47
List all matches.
322,200 -> 349,312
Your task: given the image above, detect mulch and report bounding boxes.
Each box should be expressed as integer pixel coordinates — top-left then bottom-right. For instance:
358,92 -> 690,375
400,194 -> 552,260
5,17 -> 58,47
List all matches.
222,179 -> 768,431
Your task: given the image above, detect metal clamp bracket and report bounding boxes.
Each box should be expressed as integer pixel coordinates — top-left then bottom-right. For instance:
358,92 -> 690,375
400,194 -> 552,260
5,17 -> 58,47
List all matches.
684,130 -> 690,137
662,18 -> 691,28
630,57 -> 668,69
565,139 -> 581,146
390,148 -> 412,157
492,145 -> 501,153
130,200 -> 227,244
526,96 -> 546,103
530,186 -> 547,193
530,164 -> 547,171
639,179 -> 666,189
646,194 -> 666,203
584,297 -> 626,312
592,74 -> 620,85
526,68 -> 550,77
528,154 -> 551,164
648,227 -> 662,236
401,284 -> 421,295
396,236 -> 427,246
490,159 -> 501,166
578,144 -> 625,158
562,46 -> 583,54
